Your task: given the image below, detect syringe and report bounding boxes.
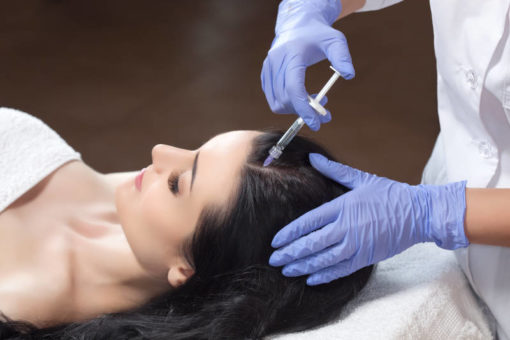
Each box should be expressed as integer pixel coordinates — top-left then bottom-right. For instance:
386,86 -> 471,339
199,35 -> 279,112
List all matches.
263,66 -> 342,167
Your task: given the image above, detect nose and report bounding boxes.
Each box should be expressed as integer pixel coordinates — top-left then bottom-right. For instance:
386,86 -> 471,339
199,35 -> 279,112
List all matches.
151,144 -> 193,173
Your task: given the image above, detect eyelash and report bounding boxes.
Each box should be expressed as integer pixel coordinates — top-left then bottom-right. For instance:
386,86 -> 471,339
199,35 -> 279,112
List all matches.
168,173 -> 180,194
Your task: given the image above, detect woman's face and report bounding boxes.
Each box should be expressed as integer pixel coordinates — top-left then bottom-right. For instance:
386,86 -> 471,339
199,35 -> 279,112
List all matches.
115,130 -> 260,287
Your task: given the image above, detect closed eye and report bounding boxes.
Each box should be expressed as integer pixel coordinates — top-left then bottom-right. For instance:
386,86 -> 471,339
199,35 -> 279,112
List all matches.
168,173 -> 180,194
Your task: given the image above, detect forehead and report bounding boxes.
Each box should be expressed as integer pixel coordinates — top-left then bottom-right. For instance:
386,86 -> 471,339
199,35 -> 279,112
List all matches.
193,130 -> 260,207
201,130 -> 259,153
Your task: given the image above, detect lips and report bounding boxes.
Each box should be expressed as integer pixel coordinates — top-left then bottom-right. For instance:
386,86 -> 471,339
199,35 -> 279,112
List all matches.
135,168 -> 146,191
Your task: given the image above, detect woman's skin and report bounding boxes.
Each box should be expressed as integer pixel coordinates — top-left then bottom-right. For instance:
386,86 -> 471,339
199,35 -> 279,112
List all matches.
0,130 -> 258,327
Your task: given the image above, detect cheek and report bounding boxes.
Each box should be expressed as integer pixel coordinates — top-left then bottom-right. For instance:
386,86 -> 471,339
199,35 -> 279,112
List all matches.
139,186 -> 195,266
139,187 -> 175,233
115,181 -> 198,272
115,180 -> 167,271
139,193 -> 187,247
115,181 -> 145,253
139,190 -> 199,260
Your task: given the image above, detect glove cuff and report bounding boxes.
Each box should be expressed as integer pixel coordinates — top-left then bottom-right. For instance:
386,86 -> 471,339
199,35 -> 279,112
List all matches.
419,181 -> 470,250
275,0 -> 342,34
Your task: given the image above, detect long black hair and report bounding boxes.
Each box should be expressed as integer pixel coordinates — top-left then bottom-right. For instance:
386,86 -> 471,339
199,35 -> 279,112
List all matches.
0,132 -> 374,339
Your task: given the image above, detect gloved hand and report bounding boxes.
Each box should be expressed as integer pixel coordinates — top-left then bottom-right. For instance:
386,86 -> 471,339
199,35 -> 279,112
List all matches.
269,153 -> 470,285
261,0 -> 354,131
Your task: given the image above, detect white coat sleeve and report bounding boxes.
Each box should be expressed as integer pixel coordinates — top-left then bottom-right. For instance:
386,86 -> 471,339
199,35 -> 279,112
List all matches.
356,0 -> 404,12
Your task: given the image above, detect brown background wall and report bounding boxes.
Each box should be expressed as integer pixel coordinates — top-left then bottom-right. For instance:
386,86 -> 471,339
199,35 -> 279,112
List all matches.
0,0 -> 438,184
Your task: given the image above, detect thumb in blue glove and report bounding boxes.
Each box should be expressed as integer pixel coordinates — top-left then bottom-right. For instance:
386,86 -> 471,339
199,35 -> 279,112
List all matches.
269,153 -> 469,285
261,0 -> 354,131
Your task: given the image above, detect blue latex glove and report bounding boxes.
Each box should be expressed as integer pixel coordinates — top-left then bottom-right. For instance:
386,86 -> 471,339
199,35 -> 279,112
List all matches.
261,0 -> 354,131
269,153 -> 470,285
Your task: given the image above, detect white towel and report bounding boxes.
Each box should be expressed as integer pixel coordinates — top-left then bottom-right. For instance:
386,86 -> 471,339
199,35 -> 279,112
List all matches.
0,107 -> 81,212
272,243 -> 495,339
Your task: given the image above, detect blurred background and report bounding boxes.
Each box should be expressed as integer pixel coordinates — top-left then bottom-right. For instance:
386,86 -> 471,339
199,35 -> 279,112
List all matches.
0,0 -> 438,184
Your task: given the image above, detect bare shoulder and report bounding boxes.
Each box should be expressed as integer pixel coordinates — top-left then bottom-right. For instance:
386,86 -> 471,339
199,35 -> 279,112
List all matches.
6,160 -> 86,210
0,284 -> 65,328
0,243 -> 75,328
0,286 -> 75,328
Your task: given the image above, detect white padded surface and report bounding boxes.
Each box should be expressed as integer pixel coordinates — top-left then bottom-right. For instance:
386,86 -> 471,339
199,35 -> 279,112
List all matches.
272,243 -> 494,339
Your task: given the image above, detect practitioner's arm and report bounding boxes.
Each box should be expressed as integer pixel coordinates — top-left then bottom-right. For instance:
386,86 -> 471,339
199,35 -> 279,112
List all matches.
268,155 -> 471,285
465,188 -> 510,247
269,155 -> 510,285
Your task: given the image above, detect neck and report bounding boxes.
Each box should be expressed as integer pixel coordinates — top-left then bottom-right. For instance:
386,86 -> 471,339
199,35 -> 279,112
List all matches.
65,172 -> 171,323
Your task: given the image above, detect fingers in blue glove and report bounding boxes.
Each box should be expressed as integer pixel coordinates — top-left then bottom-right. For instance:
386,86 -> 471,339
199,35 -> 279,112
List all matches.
261,55 -> 289,114
261,58 -> 278,112
270,197 -> 341,249
309,153 -> 376,188
306,258 -> 358,286
281,238 -> 356,277
320,31 -> 355,80
286,57 -> 325,131
261,53 -> 332,128
310,93 -> 328,106
310,93 -> 332,124
262,60 -> 333,132
270,220 -> 349,267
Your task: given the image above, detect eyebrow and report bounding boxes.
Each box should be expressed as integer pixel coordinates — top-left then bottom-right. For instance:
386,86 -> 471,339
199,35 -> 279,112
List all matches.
190,151 -> 199,192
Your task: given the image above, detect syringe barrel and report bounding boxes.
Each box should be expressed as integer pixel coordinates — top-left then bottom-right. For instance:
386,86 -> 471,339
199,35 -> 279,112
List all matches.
276,117 -> 305,149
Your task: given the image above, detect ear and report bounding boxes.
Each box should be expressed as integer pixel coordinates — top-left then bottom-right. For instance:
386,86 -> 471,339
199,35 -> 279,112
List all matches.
167,262 -> 195,288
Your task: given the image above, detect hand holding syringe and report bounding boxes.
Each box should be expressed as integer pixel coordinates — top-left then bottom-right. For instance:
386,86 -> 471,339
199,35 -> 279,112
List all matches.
264,66 -> 342,167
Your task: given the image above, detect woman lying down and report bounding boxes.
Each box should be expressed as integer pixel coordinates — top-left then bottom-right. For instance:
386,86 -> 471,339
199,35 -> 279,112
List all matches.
0,107 -> 373,339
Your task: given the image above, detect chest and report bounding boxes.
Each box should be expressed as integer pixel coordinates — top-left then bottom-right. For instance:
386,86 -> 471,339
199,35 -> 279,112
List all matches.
0,161 -> 116,324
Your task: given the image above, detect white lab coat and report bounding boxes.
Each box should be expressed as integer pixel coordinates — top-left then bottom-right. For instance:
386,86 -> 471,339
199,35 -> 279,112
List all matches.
359,1 -> 510,339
